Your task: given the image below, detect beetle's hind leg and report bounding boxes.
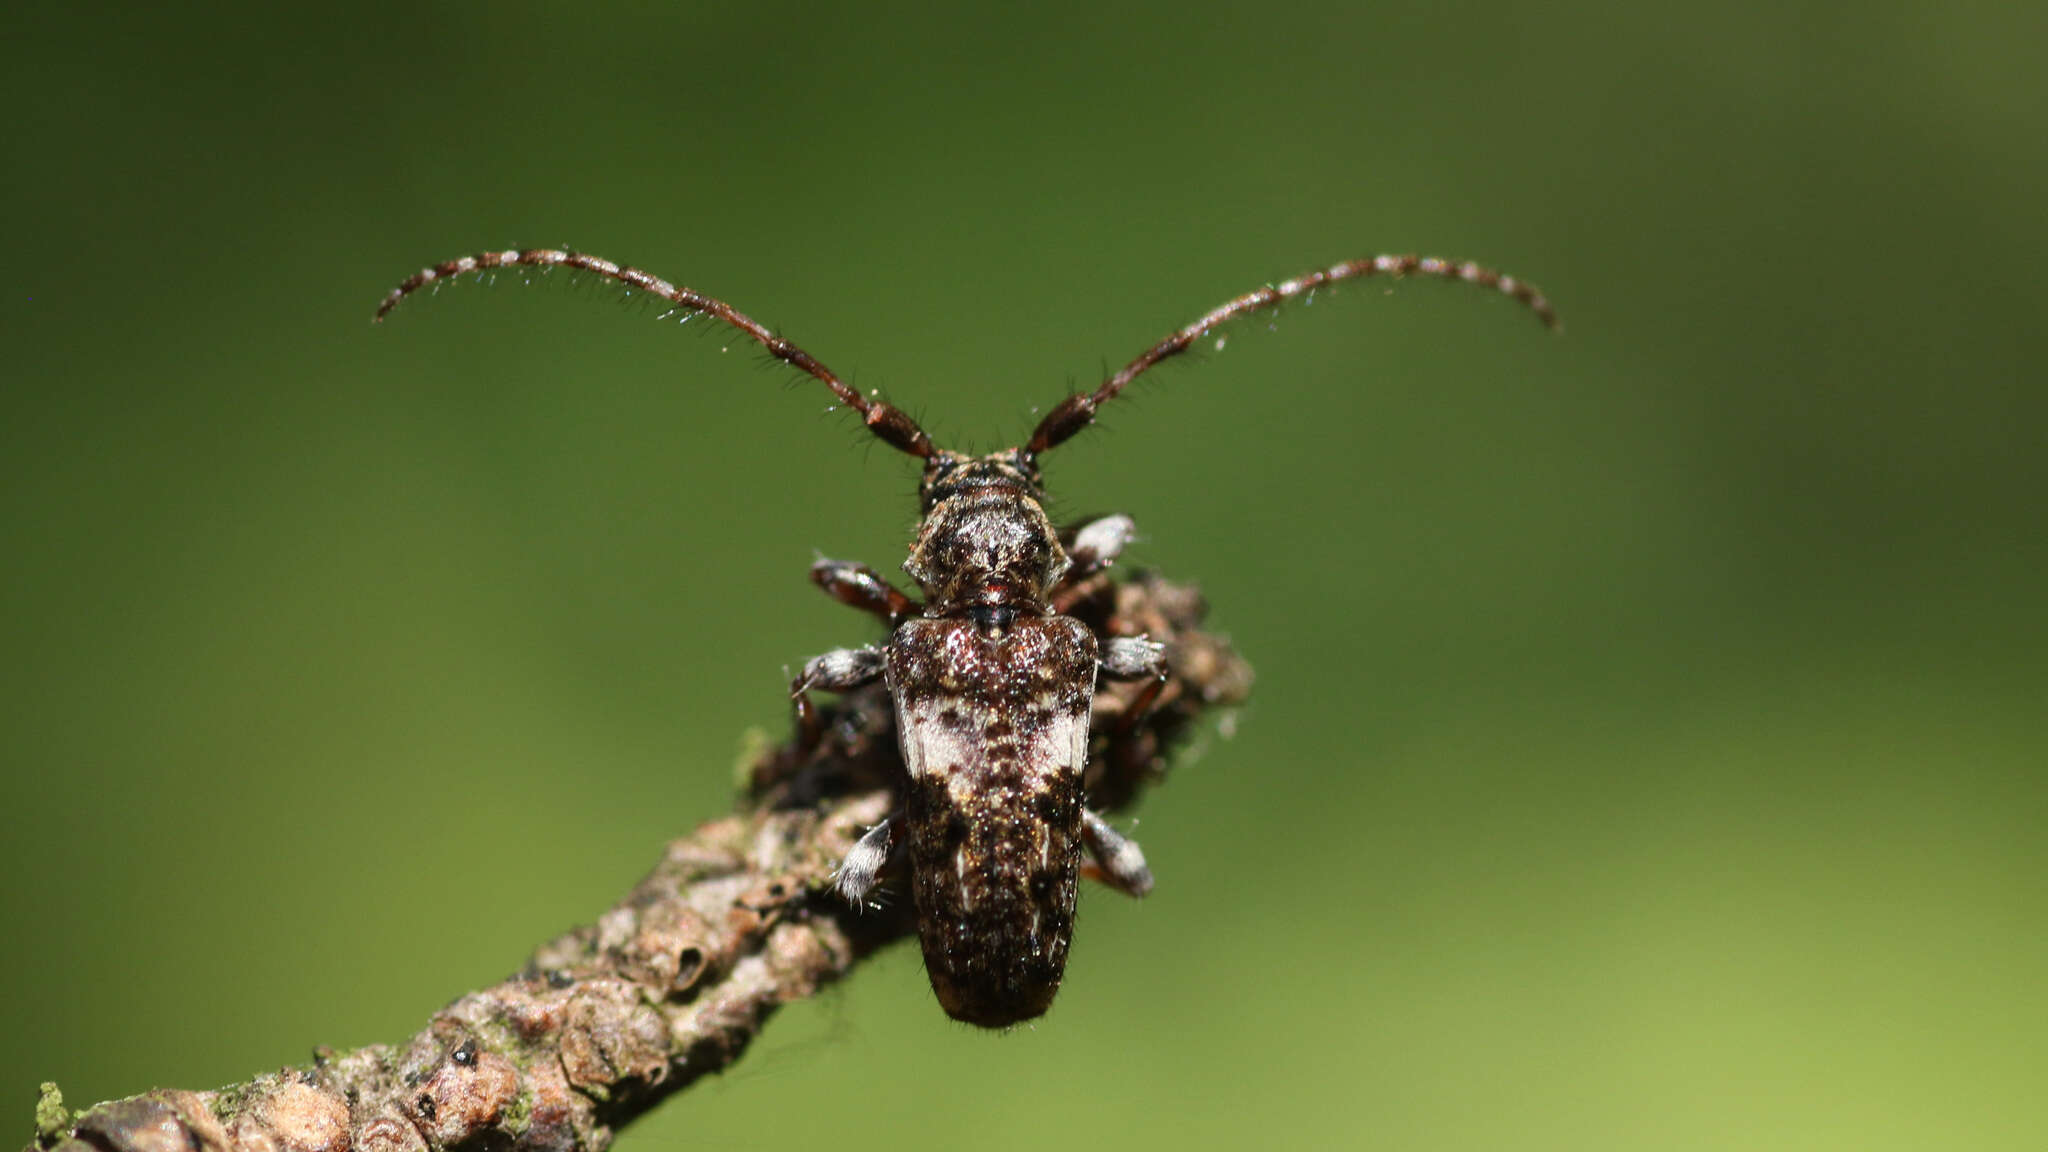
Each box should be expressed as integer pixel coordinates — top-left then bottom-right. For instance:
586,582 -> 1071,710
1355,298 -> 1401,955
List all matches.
1080,809 -> 1154,897
833,817 -> 899,910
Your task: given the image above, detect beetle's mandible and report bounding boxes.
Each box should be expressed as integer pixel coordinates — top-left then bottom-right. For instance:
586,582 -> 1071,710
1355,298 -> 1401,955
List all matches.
375,248 -> 1555,1027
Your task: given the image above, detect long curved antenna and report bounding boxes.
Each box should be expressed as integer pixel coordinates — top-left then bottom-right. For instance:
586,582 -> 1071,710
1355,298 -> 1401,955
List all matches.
374,248 -> 934,459
1027,254 -> 1557,453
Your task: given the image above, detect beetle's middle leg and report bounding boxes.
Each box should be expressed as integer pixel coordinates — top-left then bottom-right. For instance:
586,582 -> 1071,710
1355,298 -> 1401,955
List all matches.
791,559 -> 910,754
790,642 -> 887,757
1102,635 -> 1171,732
1099,634 -> 1172,780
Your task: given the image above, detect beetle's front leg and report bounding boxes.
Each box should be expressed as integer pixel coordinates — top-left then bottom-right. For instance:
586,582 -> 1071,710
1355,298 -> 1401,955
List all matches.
1051,515 -> 1137,613
811,557 -> 919,626
1069,514 -> 1136,574
790,643 -> 888,756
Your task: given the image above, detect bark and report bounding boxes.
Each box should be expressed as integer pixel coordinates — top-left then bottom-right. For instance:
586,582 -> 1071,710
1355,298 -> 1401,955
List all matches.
27,572 -> 1250,1152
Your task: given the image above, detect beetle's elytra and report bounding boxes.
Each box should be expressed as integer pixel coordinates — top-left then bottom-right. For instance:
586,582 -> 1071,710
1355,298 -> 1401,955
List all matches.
376,248 -> 1554,1027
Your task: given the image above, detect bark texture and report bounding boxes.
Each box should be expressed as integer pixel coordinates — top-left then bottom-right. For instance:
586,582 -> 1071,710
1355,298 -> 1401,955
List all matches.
27,572 -> 1249,1152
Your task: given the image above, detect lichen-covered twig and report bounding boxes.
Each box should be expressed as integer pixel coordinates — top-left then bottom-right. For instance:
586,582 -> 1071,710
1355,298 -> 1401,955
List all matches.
26,573 -> 1249,1152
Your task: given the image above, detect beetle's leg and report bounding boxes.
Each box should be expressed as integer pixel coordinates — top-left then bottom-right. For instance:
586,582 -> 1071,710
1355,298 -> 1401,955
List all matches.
1051,515 -> 1137,613
1051,573 -> 1111,616
1068,514 -> 1137,576
1079,809 -> 1154,897
833,817 -> 898,909
1099,635 -> 1171,777
811,557 -> 919,626
790,643 -> 888,756
1101,635 -> 1170,731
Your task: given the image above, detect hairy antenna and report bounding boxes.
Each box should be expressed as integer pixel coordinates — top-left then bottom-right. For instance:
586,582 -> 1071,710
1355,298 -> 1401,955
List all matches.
1027,254 -> 1558,453
374,248 -> 934,458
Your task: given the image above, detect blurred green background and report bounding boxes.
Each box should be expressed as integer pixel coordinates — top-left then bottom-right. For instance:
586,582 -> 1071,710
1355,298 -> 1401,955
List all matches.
5,2 -> 2043,1150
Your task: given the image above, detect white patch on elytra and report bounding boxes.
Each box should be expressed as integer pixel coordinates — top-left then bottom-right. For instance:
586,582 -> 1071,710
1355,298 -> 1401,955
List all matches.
954,846 -> 975,911
901,698 -> 979,782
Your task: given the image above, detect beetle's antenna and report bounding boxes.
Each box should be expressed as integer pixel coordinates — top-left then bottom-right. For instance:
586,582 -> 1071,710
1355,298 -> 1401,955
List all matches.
375,248 -> 934,459
1026,254 -> 1557,453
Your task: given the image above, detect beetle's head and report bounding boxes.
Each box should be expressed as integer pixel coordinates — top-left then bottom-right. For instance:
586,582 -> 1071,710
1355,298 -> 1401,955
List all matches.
917,448 -> 1043,512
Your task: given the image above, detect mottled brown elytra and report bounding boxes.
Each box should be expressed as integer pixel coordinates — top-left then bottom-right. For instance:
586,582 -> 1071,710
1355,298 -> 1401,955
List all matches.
376,249 -> 1555,1027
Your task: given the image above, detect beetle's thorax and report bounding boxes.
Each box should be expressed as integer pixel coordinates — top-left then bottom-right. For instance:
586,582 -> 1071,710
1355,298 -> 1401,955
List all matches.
905,449 -> 1070,618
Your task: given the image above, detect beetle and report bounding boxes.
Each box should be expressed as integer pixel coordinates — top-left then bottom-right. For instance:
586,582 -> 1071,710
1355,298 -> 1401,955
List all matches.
375,249 -> 1555,1027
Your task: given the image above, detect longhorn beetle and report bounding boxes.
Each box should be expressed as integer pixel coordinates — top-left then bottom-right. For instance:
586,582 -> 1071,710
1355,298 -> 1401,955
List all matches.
375,249 -> 1556,1027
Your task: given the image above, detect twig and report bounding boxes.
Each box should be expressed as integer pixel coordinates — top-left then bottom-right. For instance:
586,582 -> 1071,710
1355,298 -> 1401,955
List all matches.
26,573 -> 1249,1152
